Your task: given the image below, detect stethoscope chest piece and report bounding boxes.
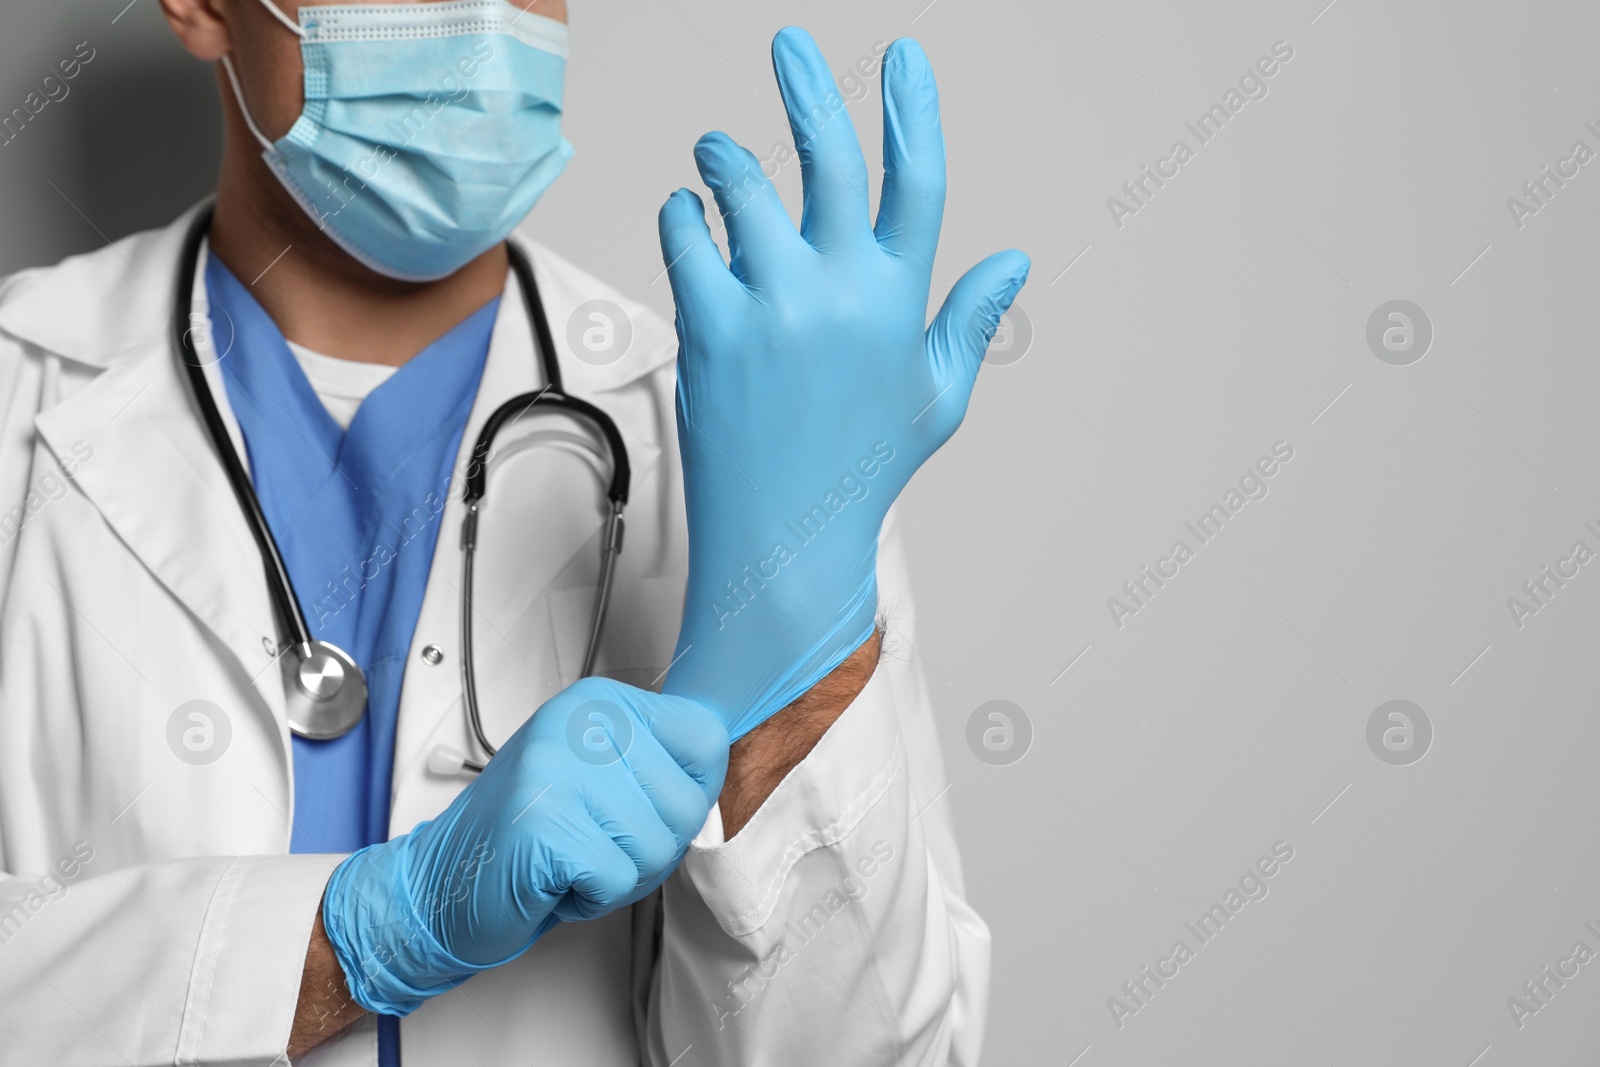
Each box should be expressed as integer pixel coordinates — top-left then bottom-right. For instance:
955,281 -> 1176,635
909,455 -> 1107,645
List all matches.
282,640 -> 368,740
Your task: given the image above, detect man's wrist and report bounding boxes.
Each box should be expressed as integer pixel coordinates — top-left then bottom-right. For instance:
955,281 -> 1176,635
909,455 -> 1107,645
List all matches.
288,907 -> 367,1059
717,628 -> 883,838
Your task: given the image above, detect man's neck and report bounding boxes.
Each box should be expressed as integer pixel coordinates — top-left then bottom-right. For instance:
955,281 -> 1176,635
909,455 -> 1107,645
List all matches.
208,147 -> 509,367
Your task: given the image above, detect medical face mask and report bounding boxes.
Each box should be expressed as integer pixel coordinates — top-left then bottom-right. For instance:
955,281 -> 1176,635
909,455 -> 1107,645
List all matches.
221,0 -> 572,281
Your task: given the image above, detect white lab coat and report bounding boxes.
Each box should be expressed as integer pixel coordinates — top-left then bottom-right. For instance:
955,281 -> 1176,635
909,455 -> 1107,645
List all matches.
0,204 -> 989,1067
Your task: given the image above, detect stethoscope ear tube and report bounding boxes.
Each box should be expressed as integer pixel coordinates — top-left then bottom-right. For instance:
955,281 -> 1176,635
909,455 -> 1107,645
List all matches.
465,241 -> 633,508
463,391 -> 632,507
454,254 -> 633,771
580,500 -> 625,679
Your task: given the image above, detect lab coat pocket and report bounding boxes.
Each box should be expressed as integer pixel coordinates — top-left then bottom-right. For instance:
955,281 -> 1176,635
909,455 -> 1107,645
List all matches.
550,575 -> 683,691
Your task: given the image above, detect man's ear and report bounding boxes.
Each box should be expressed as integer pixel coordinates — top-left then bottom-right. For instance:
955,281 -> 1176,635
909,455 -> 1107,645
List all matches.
159,0 -> 232,62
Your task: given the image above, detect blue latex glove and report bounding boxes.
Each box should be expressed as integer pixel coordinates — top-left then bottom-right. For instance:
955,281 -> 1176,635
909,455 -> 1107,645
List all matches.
320,678 -> 727,1016
658,28 -> 1030,738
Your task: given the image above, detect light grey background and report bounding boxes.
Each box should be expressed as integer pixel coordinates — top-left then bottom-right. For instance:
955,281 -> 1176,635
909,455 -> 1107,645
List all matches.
4,1 -> 1599,1063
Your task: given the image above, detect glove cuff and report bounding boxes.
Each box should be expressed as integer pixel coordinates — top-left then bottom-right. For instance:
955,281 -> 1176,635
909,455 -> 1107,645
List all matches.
726,572 -> 880,740
322,836 -> 502,1016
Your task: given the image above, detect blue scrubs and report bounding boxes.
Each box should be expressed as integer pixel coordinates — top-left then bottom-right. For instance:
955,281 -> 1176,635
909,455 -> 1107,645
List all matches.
208,257 -> 496,1065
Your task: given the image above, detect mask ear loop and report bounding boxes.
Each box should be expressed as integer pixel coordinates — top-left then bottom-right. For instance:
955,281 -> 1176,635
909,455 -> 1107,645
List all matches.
218,55 -> 277,153
218,0 -> 305,153
255,0 -> 307,38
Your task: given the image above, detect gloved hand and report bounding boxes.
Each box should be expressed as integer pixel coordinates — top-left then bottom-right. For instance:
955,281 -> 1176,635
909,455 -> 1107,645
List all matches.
320,677 -> 727,1016
657,28 -> 1030,738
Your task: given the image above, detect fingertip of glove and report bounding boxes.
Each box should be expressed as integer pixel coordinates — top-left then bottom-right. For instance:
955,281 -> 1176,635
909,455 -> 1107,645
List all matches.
1003,250 -> 1032,295
658,188 -> 702,230
978,249 -> 1030,306
770,26 -> 828,90
693,132 -> 746,187
693,130 -> 734,159
771,25 -> 815,61
884,37 -> 931,82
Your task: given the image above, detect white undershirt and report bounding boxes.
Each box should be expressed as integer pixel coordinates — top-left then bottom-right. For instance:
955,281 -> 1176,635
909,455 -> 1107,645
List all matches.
287,341 -> 399,430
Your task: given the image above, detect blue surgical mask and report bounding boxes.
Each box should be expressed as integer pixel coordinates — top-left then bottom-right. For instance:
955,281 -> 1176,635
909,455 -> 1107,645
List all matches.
221,0 -> 573,281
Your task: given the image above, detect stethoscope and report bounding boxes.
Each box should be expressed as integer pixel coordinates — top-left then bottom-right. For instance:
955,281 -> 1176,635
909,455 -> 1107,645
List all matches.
173,207 -> 630,772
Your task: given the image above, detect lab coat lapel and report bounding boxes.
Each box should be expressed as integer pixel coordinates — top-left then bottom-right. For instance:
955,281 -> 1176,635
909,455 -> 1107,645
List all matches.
31,314 -> 284,718
2,203 -> 279,699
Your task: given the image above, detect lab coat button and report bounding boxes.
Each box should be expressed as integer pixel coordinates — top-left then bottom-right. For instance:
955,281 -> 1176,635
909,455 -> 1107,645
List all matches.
421,645 -> 444,665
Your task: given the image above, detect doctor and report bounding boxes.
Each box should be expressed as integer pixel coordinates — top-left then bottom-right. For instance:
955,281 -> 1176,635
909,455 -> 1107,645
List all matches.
0,0 -> 1029,1063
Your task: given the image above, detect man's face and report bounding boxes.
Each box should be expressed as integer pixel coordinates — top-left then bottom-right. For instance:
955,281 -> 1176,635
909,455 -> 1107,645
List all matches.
227,0 -> 568,141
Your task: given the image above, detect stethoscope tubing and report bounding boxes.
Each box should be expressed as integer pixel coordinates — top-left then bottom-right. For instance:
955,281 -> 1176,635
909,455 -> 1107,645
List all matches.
173,206 -> 315,658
